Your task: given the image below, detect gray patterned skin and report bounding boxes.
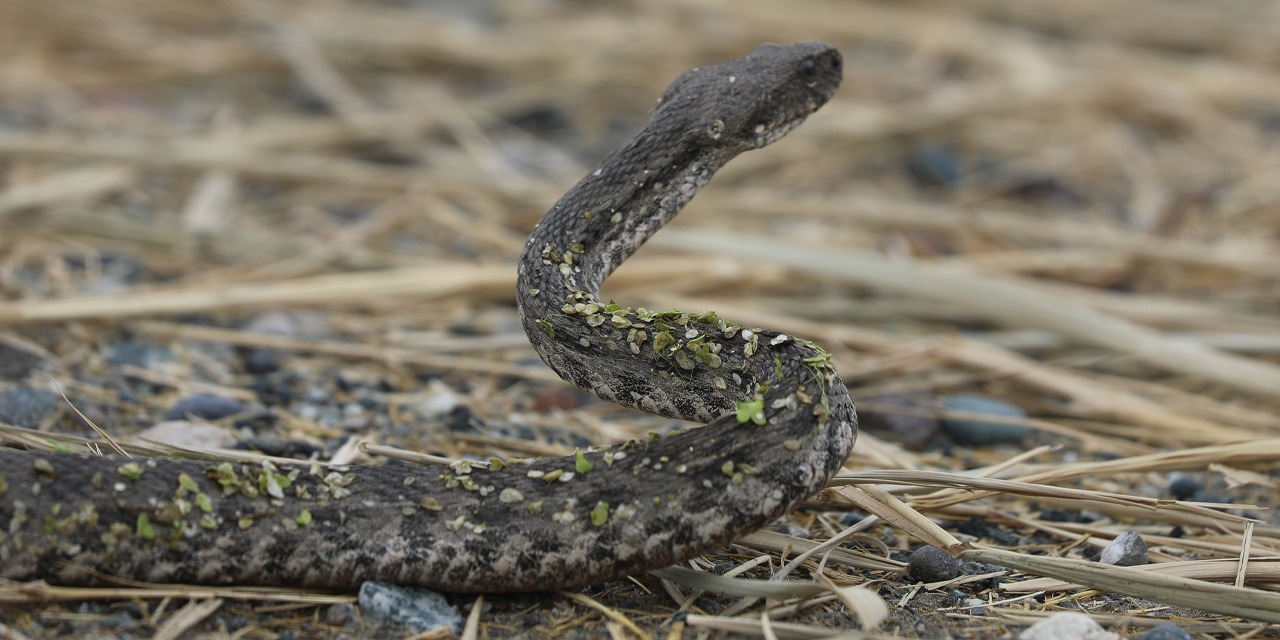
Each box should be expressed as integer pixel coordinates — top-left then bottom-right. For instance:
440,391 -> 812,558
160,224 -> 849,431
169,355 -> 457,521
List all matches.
0,42 -> 855,593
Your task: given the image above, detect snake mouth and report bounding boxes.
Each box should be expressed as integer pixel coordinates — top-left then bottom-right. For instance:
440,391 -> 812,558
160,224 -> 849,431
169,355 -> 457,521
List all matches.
751,115 -> 809,148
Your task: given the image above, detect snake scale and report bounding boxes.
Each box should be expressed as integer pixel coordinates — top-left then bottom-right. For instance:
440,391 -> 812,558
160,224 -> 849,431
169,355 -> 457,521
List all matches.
0,42 -> 855,593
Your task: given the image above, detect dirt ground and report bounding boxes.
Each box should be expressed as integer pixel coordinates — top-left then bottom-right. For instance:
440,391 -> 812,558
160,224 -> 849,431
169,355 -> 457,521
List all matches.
2,0 -> 1280,638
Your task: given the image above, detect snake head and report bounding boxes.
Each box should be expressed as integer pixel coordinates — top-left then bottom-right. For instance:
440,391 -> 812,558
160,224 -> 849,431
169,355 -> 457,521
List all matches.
651,41 -> 842,151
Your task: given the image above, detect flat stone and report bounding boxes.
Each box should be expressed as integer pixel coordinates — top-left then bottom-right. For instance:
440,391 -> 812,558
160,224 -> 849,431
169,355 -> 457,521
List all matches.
940,393 -> 1029,446
1099,530 -> 1148,566
134,420 -> 238,449
1136,624 -> 1193,640
166,394 -> 246,421
0,386 -> 58,428
358,581 -> 461,633
907,545 -> 959,583
1019,612 -> 1119,640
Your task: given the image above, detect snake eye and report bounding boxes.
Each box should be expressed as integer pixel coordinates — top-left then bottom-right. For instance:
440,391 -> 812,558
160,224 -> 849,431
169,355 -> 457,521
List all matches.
799,58 -> 817,77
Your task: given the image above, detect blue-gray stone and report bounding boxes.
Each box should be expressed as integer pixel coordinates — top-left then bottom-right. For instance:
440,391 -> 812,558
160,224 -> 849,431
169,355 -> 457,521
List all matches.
0,386 -> 58,427
1136,624 -> 1193,640
940,393 -> 1028,446
166,394 -> 245,421
359,581 -> 462,633
104,343 -> 174,368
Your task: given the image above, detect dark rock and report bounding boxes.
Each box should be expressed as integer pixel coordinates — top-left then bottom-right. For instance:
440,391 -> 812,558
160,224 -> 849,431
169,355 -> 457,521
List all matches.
1099,530 -> 1148,567
956,517 -> 989,538
907,545 -> 959,583
839,511 -> 869,527
857,392 -> 940,448
104,343 -> 174,368
987,528 -> 1019,546
1192,490 -> 1229,504
359,582 -> 461,633
446,404 -> 478,432
0,340 -> 49,380
778,525 -> 811,539
325,603 -> 358,627
940,393 -> 1028,446
1136,624 -> 1193,640
166,394 -> 245,421
1039,508 -> 1076,522
242,348 -> 282,374
1167,474 -> 1202,501
0,386 -> 58,427
959,561 -> 1005,576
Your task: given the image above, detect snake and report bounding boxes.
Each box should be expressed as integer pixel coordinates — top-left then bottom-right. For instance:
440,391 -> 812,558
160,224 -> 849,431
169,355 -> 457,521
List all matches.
0,42 -> 855,593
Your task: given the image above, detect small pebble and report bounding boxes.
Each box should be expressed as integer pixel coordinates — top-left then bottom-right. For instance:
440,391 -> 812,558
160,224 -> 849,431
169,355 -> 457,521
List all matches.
1099,530 -> 1148,566
358,581 -> 461,633
963,598 -> 987,615
1167,473 -> 1202,501
134,420 -> 237,449
166,394 -> 246,421
907,545 -> 959,583
777,525 -> 811,539
324,603 -> 358,627
1019,611 -> 1119,640
418,379 -> 462,417
446,404 -> 478,432
1039,508 -> 1078,523
838,511 -> 869,527
1136,624 -> 1193,640
939,393 -> 1029,446
956,517 -> 989,538
0,386 -> 58,428
0,341 -> 49,380
906,143 -> 961,186
104,342 -> 174,368
242,348 -> 283,374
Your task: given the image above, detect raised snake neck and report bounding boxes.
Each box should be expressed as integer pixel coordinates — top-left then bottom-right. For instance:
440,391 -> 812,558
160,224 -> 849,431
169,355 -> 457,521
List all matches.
0,42 -> 854,593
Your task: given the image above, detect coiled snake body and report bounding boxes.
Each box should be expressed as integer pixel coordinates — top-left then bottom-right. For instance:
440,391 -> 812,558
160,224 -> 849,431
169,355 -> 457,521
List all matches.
0,42 -> 855,592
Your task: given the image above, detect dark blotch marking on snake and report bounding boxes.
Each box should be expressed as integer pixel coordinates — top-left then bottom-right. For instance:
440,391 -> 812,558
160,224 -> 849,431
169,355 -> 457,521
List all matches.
0,42 -> 855,592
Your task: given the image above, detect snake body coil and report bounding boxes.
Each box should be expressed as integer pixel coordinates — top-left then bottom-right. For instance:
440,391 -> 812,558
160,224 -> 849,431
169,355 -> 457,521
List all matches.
0,42 -> 854,592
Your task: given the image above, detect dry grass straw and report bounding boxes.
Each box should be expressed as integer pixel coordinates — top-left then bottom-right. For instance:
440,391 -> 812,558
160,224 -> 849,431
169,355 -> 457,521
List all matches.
149,598 -> 223,640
